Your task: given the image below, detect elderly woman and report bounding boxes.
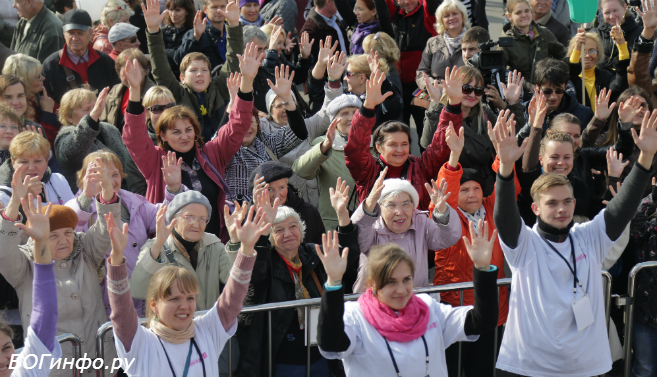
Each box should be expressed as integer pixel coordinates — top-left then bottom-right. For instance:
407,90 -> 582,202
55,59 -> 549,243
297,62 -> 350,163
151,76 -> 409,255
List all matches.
415,0 -> 470,91
54,87 -> 144,195
162,0 -> 195,77
100,48 -> 155,132
93,0 -> 134,55
351,172 -> 461,292
0,132 -> 73,209
142,85 -> 176,144
0,161 -> 120,377
237,187 -> 360,377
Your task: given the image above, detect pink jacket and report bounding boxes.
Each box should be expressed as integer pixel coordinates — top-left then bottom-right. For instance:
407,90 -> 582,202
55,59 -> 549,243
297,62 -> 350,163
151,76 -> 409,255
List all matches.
122,97 -> 254,242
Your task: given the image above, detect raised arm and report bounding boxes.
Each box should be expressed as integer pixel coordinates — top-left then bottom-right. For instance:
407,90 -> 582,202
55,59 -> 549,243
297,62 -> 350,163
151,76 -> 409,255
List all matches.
436,121 -> 464,210
212,1 -> 243,101
628,0 -> 657,98
522,91 -> 547,172
293,119 -> 339,179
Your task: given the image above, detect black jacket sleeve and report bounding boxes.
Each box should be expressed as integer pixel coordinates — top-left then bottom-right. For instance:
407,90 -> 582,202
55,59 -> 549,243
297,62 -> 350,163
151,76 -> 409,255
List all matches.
317,286 -> 351,352
337,222 -> 360,294
604,162 -> 653,240
463,267 -> 500,336
286,107 -> 309,140
493,170 -> 523,248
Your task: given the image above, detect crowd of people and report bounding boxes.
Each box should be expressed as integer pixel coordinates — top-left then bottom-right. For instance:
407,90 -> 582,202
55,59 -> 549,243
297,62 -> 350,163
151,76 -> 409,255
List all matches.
1,0 -> 657,375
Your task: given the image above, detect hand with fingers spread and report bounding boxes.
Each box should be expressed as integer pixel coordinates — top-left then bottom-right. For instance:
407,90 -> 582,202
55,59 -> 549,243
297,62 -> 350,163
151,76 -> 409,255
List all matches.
606,146 -> 629,178
236,204 -> 272,252
330,177 -> 351,226
462,219 -> 496,270
316,231 -> 349,286
363,69 -> 393,109
255,189 -> 280,232
267,16 -> 284,26
106,212 -> 130,266
226,72 -> 241,109
89,87 -> 110,122
619,96 -> 644,123
445,121 -> 465,167
161,151 -> 183,193
192,10 -> 208,41
318,36 -> 338,65
633,109 -> 657,168
425,178 -> 451,214
151,205 -> 177,260
252,174 -> 267,204
491,110 -> 527,176
529,87 -> 547,129
441,66 -> 464,106
595,88 -> 616,121
15,196 -> 53,264
24,125 -> 44,137
216,0 -> 240,27
367,50 -> 380,74
142,0 -> 169,33
266,65 -> 295,104
238,42 -> 265,92
299,31 -> 314,59
39,89 -> 55,113
224,201 -> 248,243
320,118 -> 338,154
639,0 -> 657,34
423,72 -> 443,103
269,25 -> 283,50
327,51 -> 348,81
364,167 -> 387,213
284,32 -> 296,55
501,70 -> 524,106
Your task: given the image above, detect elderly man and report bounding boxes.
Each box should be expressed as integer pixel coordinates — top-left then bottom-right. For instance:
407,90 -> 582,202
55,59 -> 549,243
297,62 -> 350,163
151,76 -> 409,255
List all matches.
10,0 -> 64,62
42,9 -> 120,104
530,0 -> 570,47
108,22 -> 143,60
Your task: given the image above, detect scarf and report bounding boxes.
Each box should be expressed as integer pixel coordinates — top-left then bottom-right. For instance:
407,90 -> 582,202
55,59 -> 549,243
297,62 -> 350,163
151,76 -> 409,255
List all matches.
172,229 -> 201,268
358,288 -> 430,342
239,13 -> 264,26
277,251 -> 310,329
179,152 -> 203,192
443,27 -> 466,55
150,316 -> 195,344
351,21 -> 379,55
0,150 -> 9,166
332,129 -> 348,151
458,205 -> 486,235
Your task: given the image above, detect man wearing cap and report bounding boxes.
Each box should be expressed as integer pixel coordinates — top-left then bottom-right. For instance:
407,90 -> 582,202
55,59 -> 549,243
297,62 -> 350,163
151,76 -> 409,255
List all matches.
11,0 -> 64,62
108,22 -> 143,60
42,9 -> 120,104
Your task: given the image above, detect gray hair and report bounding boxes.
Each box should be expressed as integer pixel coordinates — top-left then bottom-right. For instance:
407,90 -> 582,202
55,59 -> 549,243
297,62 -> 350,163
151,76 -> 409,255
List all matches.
268,206 -> 307,244
243,25 -> 267,46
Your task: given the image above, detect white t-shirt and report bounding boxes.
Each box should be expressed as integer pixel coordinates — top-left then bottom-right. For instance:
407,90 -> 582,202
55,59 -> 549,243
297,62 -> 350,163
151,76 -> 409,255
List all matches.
114,303 -> 236,377
320,294 -> 477,377
11,326 -> 63,377
496,211 -> 614,377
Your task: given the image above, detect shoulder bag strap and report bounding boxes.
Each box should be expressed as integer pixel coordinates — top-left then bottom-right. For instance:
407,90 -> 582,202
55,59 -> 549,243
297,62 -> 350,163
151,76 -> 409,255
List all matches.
163,244 -> 177,264
199,149 -> 237,201
311,270 -> 324,295
265,146 -> 278,161
59,50 -> 79,90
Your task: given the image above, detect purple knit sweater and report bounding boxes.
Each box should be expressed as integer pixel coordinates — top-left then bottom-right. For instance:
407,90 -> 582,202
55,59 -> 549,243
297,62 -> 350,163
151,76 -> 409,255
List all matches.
31,262 -> 58,352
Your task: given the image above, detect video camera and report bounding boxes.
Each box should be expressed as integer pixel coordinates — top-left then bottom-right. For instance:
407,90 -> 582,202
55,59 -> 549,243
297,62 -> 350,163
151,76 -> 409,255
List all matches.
467,37 -> 514,86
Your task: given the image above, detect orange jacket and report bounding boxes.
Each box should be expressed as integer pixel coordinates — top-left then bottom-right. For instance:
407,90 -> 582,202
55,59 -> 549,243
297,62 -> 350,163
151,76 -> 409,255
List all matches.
431,160 -> 519,326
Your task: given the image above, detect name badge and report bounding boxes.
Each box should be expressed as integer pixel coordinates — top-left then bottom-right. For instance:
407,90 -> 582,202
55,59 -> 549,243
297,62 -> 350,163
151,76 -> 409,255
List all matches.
572,295 -> 594,331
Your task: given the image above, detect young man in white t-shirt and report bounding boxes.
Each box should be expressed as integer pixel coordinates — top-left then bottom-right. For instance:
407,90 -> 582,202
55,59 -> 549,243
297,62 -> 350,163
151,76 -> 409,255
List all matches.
491,109 -> 657,377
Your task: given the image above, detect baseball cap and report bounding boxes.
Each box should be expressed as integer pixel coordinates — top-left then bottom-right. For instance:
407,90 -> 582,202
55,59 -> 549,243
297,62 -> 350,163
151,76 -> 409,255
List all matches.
62,9 -> 93,32
108,23 -> 140,43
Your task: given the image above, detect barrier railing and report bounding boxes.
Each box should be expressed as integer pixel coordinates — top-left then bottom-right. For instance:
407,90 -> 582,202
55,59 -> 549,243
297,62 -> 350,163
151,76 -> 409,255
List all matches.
15,332 -> 82,377
623,261 -> 657,377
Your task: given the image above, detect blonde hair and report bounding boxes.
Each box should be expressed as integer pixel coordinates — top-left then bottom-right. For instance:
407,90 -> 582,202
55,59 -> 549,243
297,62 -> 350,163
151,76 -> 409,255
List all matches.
539,130 -> 574,156
506,0 -> 530,15
434,0 -> 471,35
260,23 -> 285,47
2,54 -> 42,94
101,0 -> 133,27
366,244 -> 415,292
146,266 -> 199,325
76,150 -> 127,190
58,88 -> 96,126
115,48 -> 150,76
143,86 -> 176,109
440,66 -> 485,133
530,172 -> 573,202
347,54 -> 390,76
9,131 -> 50,160
362,32 -> 400,65
567,32 -> 605,66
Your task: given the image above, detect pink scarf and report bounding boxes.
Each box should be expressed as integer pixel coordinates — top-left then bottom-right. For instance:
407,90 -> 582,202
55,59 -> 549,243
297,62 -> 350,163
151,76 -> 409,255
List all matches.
358,288 -> 430,342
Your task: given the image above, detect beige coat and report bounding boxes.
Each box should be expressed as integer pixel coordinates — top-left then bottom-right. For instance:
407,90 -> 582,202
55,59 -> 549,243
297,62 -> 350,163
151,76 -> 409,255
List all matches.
130,232 -> 236,311
0,200 -> 121,377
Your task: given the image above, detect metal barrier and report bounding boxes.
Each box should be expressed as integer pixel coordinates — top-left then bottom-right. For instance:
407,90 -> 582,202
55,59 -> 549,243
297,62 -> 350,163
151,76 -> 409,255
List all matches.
15,332 -> 82,377
623,261 -> 657,377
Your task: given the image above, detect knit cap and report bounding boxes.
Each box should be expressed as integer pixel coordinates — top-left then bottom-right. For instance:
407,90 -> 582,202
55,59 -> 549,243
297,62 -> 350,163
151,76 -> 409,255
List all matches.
26,204 -> 78,232
240,0 -> 258,7
327,94 -> 362,120
165,191 -> 212,223
460,168 -> 485,189
378,178 -> 419,208
248,161 -> 293,192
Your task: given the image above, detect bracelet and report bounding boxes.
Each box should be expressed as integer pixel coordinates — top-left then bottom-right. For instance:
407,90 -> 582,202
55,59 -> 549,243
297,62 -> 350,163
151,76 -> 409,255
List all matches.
328,78 -> 341,82
324,282 -> 342,291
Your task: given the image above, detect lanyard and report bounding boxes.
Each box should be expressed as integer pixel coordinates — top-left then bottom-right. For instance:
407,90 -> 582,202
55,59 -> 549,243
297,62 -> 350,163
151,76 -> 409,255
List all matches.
157,337 -> 206,377
540,234 -> 584,297
383,335 -> 429,377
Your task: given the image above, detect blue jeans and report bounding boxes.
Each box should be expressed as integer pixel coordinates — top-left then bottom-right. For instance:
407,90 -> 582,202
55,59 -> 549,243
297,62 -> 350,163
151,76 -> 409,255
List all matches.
632,321 -> 657,377
274,358 -> 330,377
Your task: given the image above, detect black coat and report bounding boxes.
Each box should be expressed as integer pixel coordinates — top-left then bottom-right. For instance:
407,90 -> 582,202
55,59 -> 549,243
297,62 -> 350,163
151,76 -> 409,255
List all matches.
175,24 -> 225,70
630,189 -> 657,331
593,17 -> 643,71
285,187 -> 325,245
235,225 -> 360,377
162,24 -> 193,78
568,59 -> 629,108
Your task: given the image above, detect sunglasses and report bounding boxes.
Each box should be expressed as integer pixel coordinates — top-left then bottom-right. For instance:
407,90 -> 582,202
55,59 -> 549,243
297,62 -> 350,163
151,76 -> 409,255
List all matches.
540,88 -> 566,96
147,103 -> 175,114
462,84 -> 484,96
123,36 -> 138,44
346,71 -> 361,78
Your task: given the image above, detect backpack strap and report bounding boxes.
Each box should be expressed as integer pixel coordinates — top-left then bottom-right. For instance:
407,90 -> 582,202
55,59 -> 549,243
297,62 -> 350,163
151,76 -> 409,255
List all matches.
163,244 -> 177,264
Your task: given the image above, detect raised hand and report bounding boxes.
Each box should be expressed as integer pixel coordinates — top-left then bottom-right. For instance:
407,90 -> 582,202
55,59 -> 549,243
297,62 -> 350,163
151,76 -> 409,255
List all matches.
367,50 -> 380,74
638,0 -> 657,30
24,124 -> 43,137
161,151 -> 182,192
10,164 -> 29,203
299,31 -> 314,59
574,27 -> 587,48
192,10 -> 208,41
618,96 -> 644,123
500,70 -> 524,105
462,219 -> 496,270
238,42 -> 265,92
317,36 -> 338,66
266,65 -> 295,102
267,15 -> 284,26
327,51 -> 348,81
595,88 -> 616,121
15,196 -> 51,242
445,121 -> 465,156
490,110 -> 527,167
152,205 -> 177,257
424,178 -> 451,214
105,212 -> 129,266
142,0 -> 168,33
316,231 -> 349,286
610,24 -> 625,45
363,69 -> 393,109
364,167 -> 387,213
441,66 -> 464,106
484,85 -> 505,110
269,25 -> 283,50
89,87 -> 110,122
633,109 -> 657,166
224,200 -> 248,243
606,146 -> 629,178
235,205 -> 271,253
532,89 -> 548,129
252,174 -> 267,204
216,0 -> 239,27
226,71 -> 241,106
86,157 -> 114,201
256,188 -> 281,227
284,32 -> 296,55
125,59 -> 143,90
423,72 -> 443,103
39,89 -> 54,113
329,177 -> 350,226
320,118 -> 338,154
82,161 -> 101,199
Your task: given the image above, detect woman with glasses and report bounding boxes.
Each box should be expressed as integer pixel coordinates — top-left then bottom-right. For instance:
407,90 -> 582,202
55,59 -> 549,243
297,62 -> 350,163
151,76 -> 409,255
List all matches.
142,86 -> 176,144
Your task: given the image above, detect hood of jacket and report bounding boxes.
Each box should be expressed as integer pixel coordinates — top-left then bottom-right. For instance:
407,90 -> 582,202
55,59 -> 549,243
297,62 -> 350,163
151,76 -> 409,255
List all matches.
92,24 -> 109,43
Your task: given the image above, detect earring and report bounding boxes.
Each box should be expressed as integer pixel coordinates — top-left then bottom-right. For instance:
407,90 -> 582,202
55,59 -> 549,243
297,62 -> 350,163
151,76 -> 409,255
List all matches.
154,315 -> 158,322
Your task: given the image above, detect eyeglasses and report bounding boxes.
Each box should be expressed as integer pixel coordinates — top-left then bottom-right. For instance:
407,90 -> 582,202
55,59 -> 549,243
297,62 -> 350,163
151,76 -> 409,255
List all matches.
147,103 -> 175,114
273,103 -> 286,110
382,201 -> 414,212
462,84 -> 484,96
178,214 -> 210,225
346,71 -> 362,78
540,88 -> 566,96
584,49 -> 598,56
0,124 -> 19,132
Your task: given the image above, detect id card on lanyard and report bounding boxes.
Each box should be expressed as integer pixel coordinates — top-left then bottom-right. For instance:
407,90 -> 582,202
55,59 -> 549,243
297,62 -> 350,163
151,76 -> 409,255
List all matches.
540,234 -> 594,331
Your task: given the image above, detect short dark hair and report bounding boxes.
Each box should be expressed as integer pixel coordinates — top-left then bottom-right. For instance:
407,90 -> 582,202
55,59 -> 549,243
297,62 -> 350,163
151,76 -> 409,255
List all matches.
534,58 -> 569,87
462,26 -> 489,45
165,0 -> 195,28
372,121 -> 412,152
315,0 -> 329,8
52,0 -> 75,13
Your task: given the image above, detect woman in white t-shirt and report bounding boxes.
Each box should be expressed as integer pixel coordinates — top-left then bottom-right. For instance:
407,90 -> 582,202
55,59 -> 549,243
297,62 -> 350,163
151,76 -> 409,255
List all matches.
106,199 -> 272,377
316,215 -> 500,377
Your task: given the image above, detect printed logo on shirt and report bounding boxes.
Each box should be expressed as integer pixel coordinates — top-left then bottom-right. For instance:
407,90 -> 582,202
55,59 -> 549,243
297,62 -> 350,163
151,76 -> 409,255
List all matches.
573,254 -> 587,263
200,104 -> 208,116
189,352 -> 208,368
427,322 -> 437,330
287,334 -> 296,341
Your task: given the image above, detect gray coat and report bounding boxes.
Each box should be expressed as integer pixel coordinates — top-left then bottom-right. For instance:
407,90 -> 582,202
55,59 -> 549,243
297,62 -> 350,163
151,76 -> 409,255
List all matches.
415,33 -> 464,90
260,0 -> 298,36
10,5 -> 63,63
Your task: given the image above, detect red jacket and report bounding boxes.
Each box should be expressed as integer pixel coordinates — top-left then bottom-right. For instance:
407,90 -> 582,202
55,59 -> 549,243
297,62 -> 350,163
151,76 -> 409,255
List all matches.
432,161 -> 519,326
345,106 -> 448,210
92,24 -> 113,55
122,97 -> 254,242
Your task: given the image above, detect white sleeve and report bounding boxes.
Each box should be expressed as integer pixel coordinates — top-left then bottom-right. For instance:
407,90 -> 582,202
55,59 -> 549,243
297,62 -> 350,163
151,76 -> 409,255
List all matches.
602,223 -> 630,271
193,302 -> 237,354
437,302 -> 479,348
10,327 -> 62,377
319,303 -> 363,360
498,219 -> 536,270
113,322 -> 151,376
572,209 -> 615,265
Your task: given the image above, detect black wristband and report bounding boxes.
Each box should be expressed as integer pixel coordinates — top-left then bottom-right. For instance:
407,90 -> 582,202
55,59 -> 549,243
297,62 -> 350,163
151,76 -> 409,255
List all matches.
237,90 -> 253,101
